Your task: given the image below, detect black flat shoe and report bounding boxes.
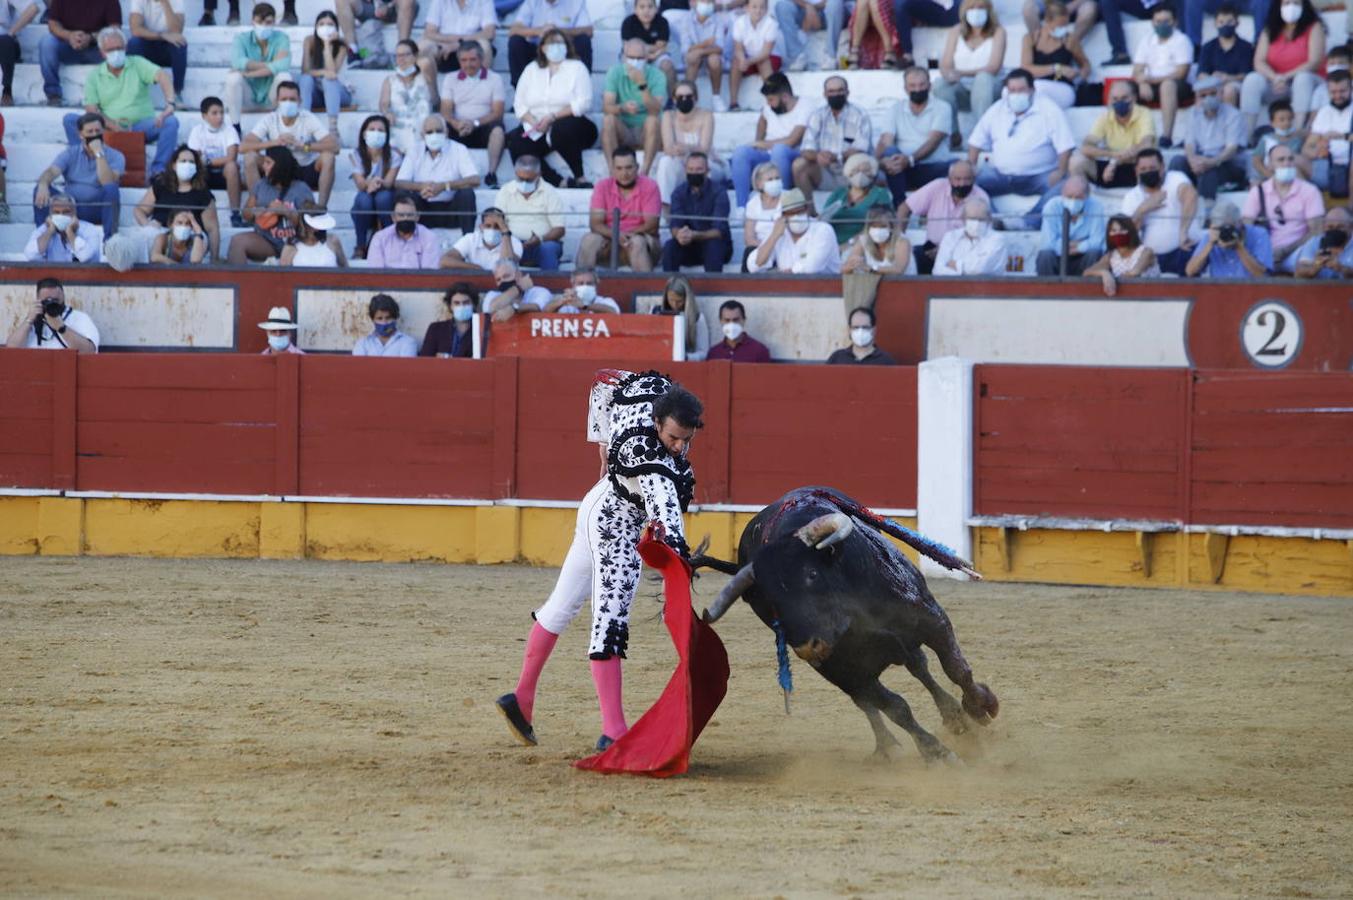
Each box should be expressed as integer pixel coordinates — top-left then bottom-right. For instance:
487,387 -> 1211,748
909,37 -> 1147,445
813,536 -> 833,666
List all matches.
496,693 -> 537,746
198,11 -> 215,25
595,734 -> 615,751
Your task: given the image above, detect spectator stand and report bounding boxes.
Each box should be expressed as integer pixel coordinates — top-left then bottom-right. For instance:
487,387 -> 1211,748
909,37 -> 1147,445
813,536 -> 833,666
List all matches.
1,0 -> 1349,270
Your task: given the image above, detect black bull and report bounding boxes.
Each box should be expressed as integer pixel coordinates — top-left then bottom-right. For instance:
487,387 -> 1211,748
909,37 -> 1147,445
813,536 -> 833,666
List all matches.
690,487 -> 999,763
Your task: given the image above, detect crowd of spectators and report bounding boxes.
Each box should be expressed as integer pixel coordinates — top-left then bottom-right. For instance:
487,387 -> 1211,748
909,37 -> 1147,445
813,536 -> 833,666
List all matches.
6,0 -> 1353,301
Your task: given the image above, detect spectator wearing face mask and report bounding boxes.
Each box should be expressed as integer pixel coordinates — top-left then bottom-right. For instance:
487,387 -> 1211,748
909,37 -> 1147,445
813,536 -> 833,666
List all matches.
438,43 -> 507,187
393,113 -> 480,233
420,283 -> 478,357
1306,70 -> 1353,195
898,159 -> 987,274
878,67 -> 953,201
484,259 -> 552,322
679,3 -> 729,111
34,113 -> 124,239
1185,199 -> 1273,277
353,293 -> 418,356
1168,75 -> 1247,200
1307,44 -> 1350,112
826,308 -> 897,365
368,193 -> 442,269
149,208 -> 208,264
544,269 -> 622,313
1292,205 -> 1353,278
1021,0 -> 1088,110
381,40 -> 436,156
1035,175 -> 1104,276
1196,3 -> 1254,108
822,155 -> 892,245
747,188 -> 843,275
706,300 -> 772,362
934,197 -> 1007,275
730,72 -> 810,207
578,147 -> 661,271
793,77 -> 873,213
1069,79 -> 1156,189
188,97 -> 244,228
133,145 -> 221,260
1131,5 -> 1193,147
1242,141 -> 1323,269
742,161 -> 784,270
934,0 -> 1006,146
661,152 -> 732,273
494,155 -> 564,271
507,0 -> 594,87
240,80 -> 339,208
841,204 -> 915,275
39,0 -> 123,107
654,81 -> 725,208
350,115 -> 402,259
1121,147 -> 1203,275
258,306 -> 304,355
966,69 -> 1074,230
443,207 -> 523,269
23,194 -> 103,263
281,206 -> 347,267
1241,0 -> 1325,136
224,4 -> 294,128
5,277 -> 99,354
1084,214 -> 1160,296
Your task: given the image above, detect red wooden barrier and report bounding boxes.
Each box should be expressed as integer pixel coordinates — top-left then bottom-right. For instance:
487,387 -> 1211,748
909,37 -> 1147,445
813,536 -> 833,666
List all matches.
76,354 -> 280,494
1190,371 -> 1353,528
297,356 -> 504,498
0,350 -> 74,489
728,365 -> 918,509
974,366 -> 1188,521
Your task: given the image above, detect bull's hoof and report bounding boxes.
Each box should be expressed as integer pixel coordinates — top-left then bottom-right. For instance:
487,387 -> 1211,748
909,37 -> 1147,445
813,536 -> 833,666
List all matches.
866,746 -> 902,765
962,684 -> 1000,725
926,749 -> 964,768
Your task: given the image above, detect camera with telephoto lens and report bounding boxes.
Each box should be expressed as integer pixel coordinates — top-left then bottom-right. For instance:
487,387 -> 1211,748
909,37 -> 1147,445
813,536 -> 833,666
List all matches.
1320,228 -> 1349,252
41,298 -> 65,318
1217,224 -> 1239,244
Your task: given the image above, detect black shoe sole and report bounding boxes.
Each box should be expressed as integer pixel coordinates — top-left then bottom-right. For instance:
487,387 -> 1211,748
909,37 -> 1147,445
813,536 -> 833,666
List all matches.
496,693 -> 537,746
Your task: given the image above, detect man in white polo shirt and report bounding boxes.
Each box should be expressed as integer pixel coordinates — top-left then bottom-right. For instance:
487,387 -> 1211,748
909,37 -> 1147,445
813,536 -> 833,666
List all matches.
439,42 -> 507,187
240,80 -> 339,207
441,207 -> 523,269
934,197 -> 1008,276
1131,4 -> 1193,148
967,68 -> 1075,231
747,187 -> 841,274
394,113 -> 481,232
421,0 -> 497,74
483,259 -> 553,321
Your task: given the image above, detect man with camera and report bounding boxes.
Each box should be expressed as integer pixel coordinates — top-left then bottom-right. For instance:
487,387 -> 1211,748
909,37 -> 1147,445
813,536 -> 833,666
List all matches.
1184,200 -> 1270,278
1293,206 -> 1353,280
5,277 -> 100,354
22,194 -> 104,263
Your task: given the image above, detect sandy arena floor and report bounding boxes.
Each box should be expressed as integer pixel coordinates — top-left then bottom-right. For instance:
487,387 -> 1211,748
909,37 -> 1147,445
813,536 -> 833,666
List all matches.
1,556 -> 1350,898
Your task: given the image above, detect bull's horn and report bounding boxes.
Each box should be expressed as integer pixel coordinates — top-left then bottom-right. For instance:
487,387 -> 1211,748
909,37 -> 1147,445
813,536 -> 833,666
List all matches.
702,563 -> 755,623
795,512 -> 855,550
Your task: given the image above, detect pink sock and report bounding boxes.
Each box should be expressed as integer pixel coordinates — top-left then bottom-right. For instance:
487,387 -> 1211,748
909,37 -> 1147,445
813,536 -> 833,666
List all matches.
514,622 -> 559,722
590,657 -> 629,740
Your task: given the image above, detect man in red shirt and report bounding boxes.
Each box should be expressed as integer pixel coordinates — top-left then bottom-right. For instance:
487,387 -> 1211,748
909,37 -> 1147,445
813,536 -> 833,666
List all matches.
705,299 -> 772,362
577,146 -> 661,271
40,0 -> 122,106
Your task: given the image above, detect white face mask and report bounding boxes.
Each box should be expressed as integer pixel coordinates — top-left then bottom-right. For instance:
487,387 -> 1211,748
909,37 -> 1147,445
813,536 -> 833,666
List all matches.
254,24 -> 274,42
543,43 -> 567,63
481,227 -> 502,247
268,334 -> 292,351
1007,91 -> 1031,114
397,63 -> 417,77
964,218 -> 987,238
624,56 -> 646,70
172,223 -> 194,242
868,226 -> 892,244
175,161 -> 197,181
452,304 -> 474,322
1280,2 -> 1302,22
364,129 -> 388,149
851,327 -> 874,347
696,1 -> 715,14
575,284 -> 597,303
316,24 -> 338,41
518,177 -> 538,194
50,213 -> 74,231
277,99 -> 300,118
104,49 -> 127,68
849,172 -> 874,188
1275,165 -> 1297,182
762,178 -> 783,198
424,131 -> 447,151
722,321 -> 744,341
787,214 -> 810,235
965,7 -> 988,27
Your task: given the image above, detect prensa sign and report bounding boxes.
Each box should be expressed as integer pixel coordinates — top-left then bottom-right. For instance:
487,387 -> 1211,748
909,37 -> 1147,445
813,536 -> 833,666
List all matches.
478,313 -> 686,361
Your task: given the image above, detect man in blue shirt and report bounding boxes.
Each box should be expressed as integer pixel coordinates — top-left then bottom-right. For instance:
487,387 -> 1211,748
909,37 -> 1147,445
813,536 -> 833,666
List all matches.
1292,206 -> 1353,279
1184,200 -> 1272,277
1195,3 -> 1253,106
661,152 -> 732,273
32,112 -> 125,238
1169,75 -> 1247,200
1035,176 -> 1104,276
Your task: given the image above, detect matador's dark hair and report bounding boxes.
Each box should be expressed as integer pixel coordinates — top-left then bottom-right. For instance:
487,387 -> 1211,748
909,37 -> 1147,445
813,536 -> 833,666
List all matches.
653,387 -> 704,431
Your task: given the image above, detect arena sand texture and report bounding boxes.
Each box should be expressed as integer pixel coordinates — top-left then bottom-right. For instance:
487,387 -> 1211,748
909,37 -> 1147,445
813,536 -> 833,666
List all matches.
2,556 -> 1350,898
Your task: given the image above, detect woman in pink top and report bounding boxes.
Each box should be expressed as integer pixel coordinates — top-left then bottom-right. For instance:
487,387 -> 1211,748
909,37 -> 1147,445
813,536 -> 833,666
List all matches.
1240,0 -> 1326,134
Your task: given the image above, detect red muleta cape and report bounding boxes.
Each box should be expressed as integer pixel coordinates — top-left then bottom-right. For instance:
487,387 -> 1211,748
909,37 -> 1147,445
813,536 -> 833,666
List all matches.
573,531 -> 730,777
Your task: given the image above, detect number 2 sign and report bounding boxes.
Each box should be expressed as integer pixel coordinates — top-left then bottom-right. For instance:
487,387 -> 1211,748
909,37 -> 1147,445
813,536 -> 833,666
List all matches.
1240,300 -> 1303,369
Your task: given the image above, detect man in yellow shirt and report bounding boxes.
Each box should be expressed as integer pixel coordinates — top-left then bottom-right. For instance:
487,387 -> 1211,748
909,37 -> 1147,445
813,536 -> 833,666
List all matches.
1068,80 -> 1156,189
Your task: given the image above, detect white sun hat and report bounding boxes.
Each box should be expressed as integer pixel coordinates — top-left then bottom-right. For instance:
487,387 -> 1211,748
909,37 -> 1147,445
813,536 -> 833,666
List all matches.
258,306 -> 299,330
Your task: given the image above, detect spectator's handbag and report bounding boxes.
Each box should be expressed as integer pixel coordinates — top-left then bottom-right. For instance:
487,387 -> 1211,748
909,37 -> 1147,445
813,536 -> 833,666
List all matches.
103,130 -> 147,187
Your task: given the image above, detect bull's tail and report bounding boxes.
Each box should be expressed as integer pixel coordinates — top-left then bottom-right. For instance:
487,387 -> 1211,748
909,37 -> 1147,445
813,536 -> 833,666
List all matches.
689,553 -> 742,576
821,492 -> 982,580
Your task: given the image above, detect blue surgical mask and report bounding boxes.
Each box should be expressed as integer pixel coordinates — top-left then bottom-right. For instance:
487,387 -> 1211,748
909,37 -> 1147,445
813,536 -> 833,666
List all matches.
1063,197 -> 1084,216
278,99 -> 300,118
104,49 -> 127,68
1201,94 -> 1221,113
374,320 -> 396,336
364,129 -> 388,149
254,24 -> 274,42
1112,99 -> 1134,117
268,334 -> 292,351
1273,126 -> 1293,136
543,43 -> 567,63
624,56 -> 646,70
519,177 -> 538,194
452,304 -> 474,322
1275,165 -> 1297,183
1050,24 -> 1071,38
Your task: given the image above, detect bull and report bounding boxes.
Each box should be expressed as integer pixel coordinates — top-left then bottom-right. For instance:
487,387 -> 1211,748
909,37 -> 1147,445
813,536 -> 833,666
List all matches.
692,487 -> 999,763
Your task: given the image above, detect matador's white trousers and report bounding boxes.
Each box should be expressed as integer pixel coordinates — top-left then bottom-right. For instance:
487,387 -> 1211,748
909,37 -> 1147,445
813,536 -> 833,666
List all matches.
533,478 -> 646,659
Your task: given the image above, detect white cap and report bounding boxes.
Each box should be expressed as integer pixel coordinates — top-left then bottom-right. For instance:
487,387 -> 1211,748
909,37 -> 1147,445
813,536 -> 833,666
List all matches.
258,306 -> 299,330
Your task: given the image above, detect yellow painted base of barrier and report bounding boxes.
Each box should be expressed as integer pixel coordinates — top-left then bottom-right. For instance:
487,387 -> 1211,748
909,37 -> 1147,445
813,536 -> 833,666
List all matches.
2,497 -> 1348,597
